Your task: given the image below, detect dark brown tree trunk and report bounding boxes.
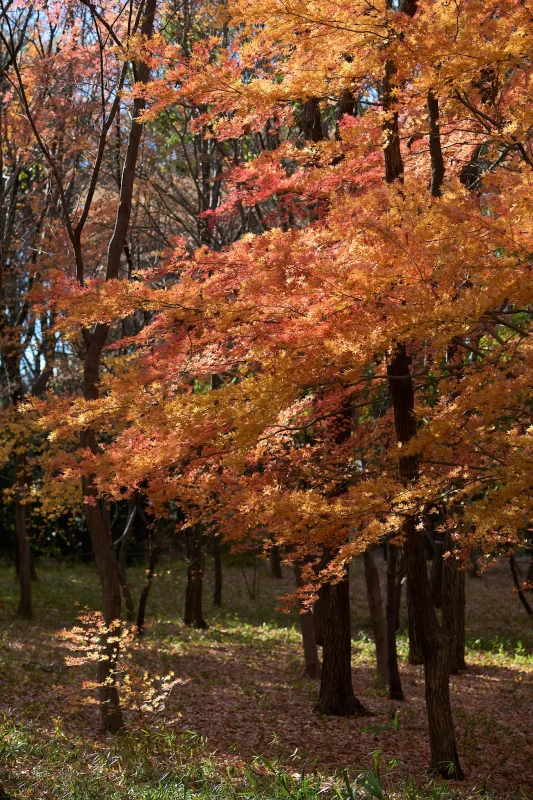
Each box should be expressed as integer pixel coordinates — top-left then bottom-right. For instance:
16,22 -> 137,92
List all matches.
394,549 -> 404,631
431,537 -> 444,608
314,585 -> 325,647
388,346 -> 463,779
382,11 -> 462,775
300,98 -> 323,143
117,537 -> 135,622
115,504 -> 136,622
269,545 -> 283,578
295,565 -> 321,679
442,533 -> 467,673
315,571 -> 367,716
510,555 -> 533,616
386,543 -> 404,699
363,549 -> 387,687
15,453 -> 31,619
137,535 -> 158,635
213,534 -> 222,606
468,549 -> 483,577
76,0 -> 157,733
407,588 -> 424,665
81,461 -> 124,732
404,522 -> 463,777
184,524 -> 208,628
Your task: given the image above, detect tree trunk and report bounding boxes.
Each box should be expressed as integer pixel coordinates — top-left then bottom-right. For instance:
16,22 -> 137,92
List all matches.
184,524 -> 208,628
315,571 -> 367,716
388,344 -> 463,779
394,549 -> 404,632
404,522 -> 464,778
382,16 -> 462,775
117,538 -> 135,622
294,565 -> 321,679
407,588 -> 424,665
137,535 -> 158,635
386,543 -> 404,699
510,555 -> 533,616
363,549 -> 387,687
15,452 -> 31,619
213,534 -> 222,606
269,545 -> 283,578
314,585 -> 325,647
82,464 -> 124,732
431,537 -> 444,608
442,536 -> 467,673
76,0 -> 157,733
468,549 -> 483,577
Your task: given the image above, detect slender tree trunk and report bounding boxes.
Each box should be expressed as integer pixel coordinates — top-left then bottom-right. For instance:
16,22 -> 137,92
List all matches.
295,565 -> 321,679
137,535 -> 158,635
407,588 -> 424,665
394,549 -> 404,631
15,453 -> 31,618
77,0 -> 157,732
381,13 -> 462,775
117,561 -> 135,622
210,373 -> 223,608
269,545 -> 283,578
82,471 -> 123,731
115,504 -> 136,622
404,522 -> 463,777
184,524 -> 208,628
386,543 -> 404,699
363,549 -> 387,687
314,586 -> 325,647
388,346 -> 463,779
468,549 -> 483,577
510,555 -> 533,616
442,532 -> 467,673
527,549 -> 533,584
116,536 -> 134,622
431,537 -> 444,608
315,571 -> 367,716
213,534 -> 222,606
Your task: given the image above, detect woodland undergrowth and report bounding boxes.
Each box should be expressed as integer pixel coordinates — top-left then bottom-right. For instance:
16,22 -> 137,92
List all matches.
0,558 -> 531,800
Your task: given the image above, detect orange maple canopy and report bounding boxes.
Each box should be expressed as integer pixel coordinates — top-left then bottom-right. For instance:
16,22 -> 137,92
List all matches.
33,0 -> 533,565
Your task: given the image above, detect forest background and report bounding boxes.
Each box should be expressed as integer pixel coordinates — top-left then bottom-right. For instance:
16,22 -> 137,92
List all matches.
0,0 -> 533,797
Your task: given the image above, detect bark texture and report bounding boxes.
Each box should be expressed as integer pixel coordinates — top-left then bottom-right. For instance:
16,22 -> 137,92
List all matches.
407,588 -> 424,665
314,586 -> 325,647
363,548 -> 387,687
388,345 -> 463,779
213,534 -> 222,606
431,536 -> 444,608
383,21 -> 463,770
77,0 -> 157,732
295,565 -> 322,679
442,531 -> 467,673
137,535 -> 159,635
315,573 -> 367,716
269,545 -> 283,578
386,543 -> 403,698
184,524 -> 208,628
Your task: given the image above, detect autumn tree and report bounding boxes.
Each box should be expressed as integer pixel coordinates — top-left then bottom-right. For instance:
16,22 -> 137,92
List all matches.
31,0 -> 533,774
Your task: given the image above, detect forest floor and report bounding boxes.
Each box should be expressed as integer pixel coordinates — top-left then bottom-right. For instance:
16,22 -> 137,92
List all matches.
0,554 -> 531,800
